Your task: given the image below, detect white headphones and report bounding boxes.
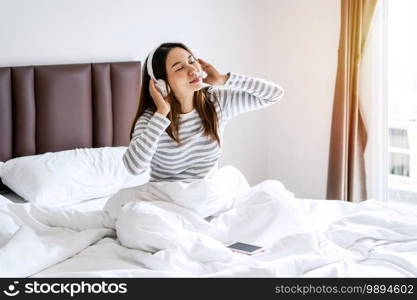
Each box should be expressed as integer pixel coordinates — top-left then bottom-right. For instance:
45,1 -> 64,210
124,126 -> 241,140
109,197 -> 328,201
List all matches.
146,45 -> 208,98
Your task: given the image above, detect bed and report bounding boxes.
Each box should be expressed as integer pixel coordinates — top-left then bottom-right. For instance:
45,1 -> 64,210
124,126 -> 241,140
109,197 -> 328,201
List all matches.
1,61 -> 417,278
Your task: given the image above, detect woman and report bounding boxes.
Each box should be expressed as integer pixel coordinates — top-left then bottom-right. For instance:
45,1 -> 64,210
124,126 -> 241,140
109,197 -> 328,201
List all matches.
123,42 -> 285,183
104,42 -> 285,253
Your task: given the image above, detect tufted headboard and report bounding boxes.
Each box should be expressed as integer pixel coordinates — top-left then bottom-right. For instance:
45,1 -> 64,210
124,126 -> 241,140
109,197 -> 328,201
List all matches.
0,61 -> 141,192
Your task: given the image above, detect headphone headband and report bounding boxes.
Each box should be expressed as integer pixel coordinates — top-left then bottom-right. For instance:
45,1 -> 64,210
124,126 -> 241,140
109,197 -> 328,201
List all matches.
146,45 -> 159,81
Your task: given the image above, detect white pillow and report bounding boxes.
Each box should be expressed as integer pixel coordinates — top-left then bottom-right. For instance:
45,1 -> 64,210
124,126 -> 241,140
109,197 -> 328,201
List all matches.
0,147 -> 150,206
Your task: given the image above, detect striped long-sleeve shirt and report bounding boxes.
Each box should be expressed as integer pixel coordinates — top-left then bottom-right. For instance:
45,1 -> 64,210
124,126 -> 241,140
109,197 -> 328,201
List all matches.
122,72 -> 284,182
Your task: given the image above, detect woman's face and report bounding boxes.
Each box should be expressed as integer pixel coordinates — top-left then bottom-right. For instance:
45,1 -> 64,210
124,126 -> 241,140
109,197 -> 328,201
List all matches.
165,47 -> 203,97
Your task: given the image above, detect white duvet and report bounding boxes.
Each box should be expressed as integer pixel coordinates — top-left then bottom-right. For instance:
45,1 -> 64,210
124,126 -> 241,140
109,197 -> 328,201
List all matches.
1,165 -> 417,277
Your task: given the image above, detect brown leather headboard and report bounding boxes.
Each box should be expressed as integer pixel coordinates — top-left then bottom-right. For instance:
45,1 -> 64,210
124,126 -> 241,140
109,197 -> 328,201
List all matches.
0,61 -> 141,192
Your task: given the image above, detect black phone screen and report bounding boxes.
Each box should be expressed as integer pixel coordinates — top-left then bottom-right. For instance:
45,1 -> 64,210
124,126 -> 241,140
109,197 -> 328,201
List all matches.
228,242 -> 262,252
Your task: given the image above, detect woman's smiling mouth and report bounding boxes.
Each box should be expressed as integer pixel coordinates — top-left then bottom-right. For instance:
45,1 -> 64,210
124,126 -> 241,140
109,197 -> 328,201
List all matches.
190,77 -> 201,84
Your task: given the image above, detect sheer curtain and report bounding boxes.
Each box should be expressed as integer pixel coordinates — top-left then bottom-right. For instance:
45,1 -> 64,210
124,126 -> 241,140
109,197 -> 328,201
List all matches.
360,0 -> 388,202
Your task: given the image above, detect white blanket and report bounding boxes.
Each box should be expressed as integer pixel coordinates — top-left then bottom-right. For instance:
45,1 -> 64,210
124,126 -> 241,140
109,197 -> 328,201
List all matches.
1,165 -> 417,277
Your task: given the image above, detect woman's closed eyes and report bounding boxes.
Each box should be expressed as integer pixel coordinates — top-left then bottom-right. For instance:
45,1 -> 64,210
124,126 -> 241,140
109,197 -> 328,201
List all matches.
175,60 -> 196,71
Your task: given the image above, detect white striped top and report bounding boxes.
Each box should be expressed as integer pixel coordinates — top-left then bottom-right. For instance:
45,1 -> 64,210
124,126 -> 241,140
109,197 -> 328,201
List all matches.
123,72 -> 284,182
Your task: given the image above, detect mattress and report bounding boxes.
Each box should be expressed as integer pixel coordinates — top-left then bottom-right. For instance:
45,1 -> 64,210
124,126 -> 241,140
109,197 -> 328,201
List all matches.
0,191 -> 27,205
0,190 -> 109,211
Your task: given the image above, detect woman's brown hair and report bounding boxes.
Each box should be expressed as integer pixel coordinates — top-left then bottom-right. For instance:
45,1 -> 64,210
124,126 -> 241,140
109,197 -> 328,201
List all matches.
130,42 -> 221,145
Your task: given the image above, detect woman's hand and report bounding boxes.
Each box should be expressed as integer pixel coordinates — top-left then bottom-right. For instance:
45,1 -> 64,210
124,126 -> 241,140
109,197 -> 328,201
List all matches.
149,79 -> 171,116
197,58 -> 229,86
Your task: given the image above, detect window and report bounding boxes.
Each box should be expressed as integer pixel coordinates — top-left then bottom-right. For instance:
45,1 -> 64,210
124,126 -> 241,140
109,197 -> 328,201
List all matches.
387,0 -> 417,202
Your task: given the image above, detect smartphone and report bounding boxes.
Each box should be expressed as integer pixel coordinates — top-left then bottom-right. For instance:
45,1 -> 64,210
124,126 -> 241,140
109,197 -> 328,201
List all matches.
227,242 -> 265,255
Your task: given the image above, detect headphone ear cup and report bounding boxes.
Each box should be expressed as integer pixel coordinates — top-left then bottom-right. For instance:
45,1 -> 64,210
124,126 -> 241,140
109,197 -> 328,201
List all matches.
156,79 -> 169,98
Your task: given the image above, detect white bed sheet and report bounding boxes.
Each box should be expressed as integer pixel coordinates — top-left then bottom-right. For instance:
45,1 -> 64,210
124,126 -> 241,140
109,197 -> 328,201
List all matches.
30,197 -> 417,277
2,167 -> 417,278
27,196 -> 349,277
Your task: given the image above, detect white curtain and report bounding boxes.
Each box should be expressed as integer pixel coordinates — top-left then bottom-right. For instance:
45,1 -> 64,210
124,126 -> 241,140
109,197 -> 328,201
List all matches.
360,0 -> 388,201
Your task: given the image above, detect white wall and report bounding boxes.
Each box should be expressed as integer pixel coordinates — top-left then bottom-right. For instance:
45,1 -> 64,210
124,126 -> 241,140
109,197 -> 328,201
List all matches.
0,0 -> 340,199
264,0 -> 340,199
